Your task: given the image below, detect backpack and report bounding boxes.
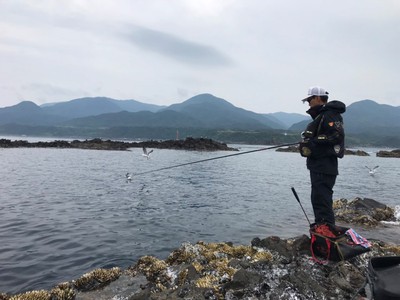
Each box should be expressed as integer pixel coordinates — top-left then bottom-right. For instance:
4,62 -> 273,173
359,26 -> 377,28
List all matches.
367,256 -> 400,300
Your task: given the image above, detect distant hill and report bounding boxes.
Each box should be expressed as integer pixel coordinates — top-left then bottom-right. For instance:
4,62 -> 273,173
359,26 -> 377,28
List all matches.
165,94 -> 284,129
0,101 -> 68,125
344,100 -> 400,135
41,97 -> 165,118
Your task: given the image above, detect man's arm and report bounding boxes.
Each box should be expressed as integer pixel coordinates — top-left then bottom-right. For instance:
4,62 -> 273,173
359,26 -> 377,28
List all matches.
313,112 -> 344,145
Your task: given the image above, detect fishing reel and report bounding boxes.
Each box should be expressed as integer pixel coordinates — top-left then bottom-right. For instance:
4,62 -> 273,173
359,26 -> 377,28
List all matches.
301,130 -> 313,141
299,131 -> 313,157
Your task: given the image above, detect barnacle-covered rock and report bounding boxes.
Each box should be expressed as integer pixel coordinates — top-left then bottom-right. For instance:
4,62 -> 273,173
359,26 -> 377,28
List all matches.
127,256 -> 171,291
126,241 -> 274,298
0,293 -> 9,300
72,267 -> 121,292
1,236 -> 399,300
50,282 -> 75,300
8,290 -> 50,300
195,274 -> 219,289
333,198 -> 347,210
381,244 -> 400,255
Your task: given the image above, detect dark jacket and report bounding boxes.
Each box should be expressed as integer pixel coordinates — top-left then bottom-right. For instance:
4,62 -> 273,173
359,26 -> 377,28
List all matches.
302,100 -> 346,175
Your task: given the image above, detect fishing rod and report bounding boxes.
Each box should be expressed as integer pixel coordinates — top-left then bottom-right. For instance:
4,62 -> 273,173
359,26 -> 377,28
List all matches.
291,187 -> 311,226
133,142 -> 299,177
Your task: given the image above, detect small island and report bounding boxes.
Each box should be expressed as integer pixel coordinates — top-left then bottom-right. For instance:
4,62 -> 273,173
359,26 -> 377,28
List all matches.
0,137 -> 238,152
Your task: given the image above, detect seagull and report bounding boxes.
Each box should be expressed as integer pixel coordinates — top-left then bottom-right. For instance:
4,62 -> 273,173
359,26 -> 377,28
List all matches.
126,172 -> 132,182
365,165 -> 379,175
142,147 -> 153,159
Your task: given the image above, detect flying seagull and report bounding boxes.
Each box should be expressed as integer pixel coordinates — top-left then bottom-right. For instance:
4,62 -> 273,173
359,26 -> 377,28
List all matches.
126,172 -> 132,182
142,147 -> 153,159
365,165 -> 379,175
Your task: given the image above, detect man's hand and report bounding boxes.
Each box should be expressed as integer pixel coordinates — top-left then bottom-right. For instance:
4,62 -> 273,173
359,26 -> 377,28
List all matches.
301,130 -> 314,140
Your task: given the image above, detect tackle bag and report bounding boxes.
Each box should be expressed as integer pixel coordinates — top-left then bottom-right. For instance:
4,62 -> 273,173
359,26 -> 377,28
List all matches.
368,256 -> 400,300
309,223 -> 371,262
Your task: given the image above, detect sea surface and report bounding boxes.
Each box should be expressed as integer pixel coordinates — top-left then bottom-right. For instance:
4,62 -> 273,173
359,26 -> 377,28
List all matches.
0,138 -> 399,294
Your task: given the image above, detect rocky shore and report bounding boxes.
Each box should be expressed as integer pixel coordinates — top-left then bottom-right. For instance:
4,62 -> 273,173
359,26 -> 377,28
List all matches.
1,198 -> 398,300
4,138 -> 399,157
0,137 -> 237,152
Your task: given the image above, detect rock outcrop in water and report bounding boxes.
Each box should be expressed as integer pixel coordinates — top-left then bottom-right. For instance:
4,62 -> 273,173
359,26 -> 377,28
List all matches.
0,137 -> 237,152
344,149 -> 369,156
275,145 -> 299,153
0,198 -> 397,300
275,146 -> 369,156
276,147 -> 400,157
334,197 -> 396,226
376,149 -> 400,158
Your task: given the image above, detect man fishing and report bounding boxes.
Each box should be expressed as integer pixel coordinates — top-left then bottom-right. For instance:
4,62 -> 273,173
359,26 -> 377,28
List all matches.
299,86 -> 346,225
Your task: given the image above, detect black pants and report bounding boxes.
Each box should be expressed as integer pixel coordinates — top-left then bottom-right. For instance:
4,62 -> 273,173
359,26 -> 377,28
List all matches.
310,171 -> 337,225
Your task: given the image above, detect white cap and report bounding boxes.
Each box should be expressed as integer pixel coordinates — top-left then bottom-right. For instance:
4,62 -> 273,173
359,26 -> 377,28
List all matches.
301,86 -> 329,102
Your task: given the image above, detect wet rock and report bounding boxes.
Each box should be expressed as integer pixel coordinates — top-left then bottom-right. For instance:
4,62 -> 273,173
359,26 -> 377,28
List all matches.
344,149 -> 369,156
376,149 -> 400,157
334,198 -> 395,226
275,145 -> 299,152
128,239 -> 390,299
328,261 -> 365,293
2,238 -> 400,299
223,268 -> 263,298
251,235 -> 310,260
75,274 -> 146,300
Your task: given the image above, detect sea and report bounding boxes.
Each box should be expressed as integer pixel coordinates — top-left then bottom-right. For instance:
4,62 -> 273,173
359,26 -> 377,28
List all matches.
0,136 -> 399,294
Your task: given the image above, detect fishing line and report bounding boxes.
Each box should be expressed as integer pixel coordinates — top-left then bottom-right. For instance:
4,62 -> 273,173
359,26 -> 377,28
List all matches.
132,142 -> 299,177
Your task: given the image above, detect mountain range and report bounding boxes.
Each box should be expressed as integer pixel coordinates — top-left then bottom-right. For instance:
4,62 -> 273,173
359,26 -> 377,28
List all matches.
0,94 -> 303,129
1,94 -> 399,146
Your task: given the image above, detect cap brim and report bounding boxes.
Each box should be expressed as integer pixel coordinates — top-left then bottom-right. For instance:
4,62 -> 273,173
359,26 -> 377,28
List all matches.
301,96 -> 311,103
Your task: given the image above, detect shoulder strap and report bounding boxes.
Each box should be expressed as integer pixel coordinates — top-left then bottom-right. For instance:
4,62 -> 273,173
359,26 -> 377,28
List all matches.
305,113 -> 324,137
316,114 -> 325,136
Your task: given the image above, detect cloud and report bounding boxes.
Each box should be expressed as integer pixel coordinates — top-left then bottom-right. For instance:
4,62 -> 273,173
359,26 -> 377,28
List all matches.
1,0 -> 400,113
125,25 -> 233,66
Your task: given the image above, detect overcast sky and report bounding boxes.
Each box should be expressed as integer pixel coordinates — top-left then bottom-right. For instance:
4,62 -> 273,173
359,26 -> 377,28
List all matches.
1,0 -> 399,114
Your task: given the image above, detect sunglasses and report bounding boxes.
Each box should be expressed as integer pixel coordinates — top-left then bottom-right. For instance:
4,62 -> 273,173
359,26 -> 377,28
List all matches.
306,96 -> 315,103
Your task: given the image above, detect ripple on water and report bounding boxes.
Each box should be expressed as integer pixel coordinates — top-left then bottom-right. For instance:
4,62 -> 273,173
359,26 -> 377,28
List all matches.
0,146 -> 399,294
